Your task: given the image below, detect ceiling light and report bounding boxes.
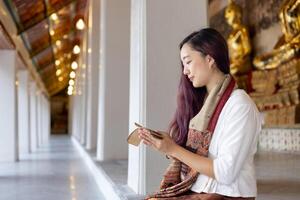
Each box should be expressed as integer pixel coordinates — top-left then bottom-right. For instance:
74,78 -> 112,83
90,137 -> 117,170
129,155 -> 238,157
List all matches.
67,90 -> 73,95
51,13 -> 58,21
76,18 -> 85,30
56,40 -> 61,47
56,69 -> 62,76
70,71 -> 76,79
53,47 -> 57,54
68,85 -> 74,91
58,76 -> 63,82
71,61 -> 78,70
69,79 -> 75,86
73,45 -> 80,54
50,30 -> 55,36
55,60 -> 60,66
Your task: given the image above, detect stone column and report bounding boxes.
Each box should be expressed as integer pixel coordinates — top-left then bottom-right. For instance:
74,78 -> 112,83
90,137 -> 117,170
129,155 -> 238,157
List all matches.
96,0 -> 131,160
0,50 -> 18,162
128,0 -> 208,194
44,97 -> 50,143
29,81 -> 38,152
79,40 -> 88,145
36,91 -> 42,147
17,69 -> 30,155
85,0 -> 100,150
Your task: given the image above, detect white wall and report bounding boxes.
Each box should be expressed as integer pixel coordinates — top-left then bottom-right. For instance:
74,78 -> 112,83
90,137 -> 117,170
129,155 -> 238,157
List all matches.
128,0 -> 208,194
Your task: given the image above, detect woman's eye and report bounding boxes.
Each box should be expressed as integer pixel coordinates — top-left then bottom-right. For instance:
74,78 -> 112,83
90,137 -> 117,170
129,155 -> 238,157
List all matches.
186,61 -> 191,65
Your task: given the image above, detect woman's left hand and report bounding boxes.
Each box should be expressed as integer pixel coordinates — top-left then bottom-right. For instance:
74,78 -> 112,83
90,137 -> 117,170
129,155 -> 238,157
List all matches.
138,128 -> 178,155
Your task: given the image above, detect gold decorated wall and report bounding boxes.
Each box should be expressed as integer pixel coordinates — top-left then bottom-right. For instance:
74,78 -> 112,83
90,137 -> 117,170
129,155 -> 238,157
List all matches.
209,0 -> 300,126
209,0 -> 283,55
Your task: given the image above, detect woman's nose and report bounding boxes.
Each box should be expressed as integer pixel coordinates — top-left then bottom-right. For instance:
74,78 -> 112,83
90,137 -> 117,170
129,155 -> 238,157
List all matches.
183,66 -> 189,75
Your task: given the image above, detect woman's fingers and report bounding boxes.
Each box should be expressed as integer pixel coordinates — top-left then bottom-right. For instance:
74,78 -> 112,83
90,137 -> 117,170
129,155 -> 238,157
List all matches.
150,132 -> 164,139
142,139 -> 152,146
138,130 -> 153,145
138,129 -> 161,148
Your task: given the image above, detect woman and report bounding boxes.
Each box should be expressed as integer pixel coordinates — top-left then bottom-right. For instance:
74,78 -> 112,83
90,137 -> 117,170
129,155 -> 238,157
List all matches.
138,28 -> 261,200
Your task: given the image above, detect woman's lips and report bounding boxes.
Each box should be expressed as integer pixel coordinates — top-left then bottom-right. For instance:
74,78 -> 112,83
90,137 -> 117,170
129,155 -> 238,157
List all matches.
189,76 -> 194,81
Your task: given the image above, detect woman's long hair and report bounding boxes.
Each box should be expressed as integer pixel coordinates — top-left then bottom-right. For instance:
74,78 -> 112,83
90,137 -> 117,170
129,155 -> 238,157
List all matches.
169,28 -> 230,146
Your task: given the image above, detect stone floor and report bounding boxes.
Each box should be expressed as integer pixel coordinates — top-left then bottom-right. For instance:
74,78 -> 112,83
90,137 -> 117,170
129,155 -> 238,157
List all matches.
1,135 -> 299,200
0,135 -> 105,200
99,151 -> 300,200
255,151 -> 300,200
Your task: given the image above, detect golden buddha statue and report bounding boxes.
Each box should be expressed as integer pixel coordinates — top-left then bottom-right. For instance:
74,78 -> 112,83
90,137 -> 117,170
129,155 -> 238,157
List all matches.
225,0 -> 252,75
253,0 -> 300,70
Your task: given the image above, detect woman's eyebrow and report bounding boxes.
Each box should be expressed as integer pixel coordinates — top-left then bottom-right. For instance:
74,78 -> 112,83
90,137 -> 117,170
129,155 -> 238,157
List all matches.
182,55 -> 190,60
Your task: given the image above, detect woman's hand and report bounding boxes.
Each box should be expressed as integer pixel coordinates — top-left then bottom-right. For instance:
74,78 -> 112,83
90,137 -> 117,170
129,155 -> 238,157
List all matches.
138,128 -> 178,156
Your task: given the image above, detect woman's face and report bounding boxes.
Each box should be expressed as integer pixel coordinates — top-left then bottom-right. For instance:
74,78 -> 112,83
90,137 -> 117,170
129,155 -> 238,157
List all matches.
180,43 -> 212,88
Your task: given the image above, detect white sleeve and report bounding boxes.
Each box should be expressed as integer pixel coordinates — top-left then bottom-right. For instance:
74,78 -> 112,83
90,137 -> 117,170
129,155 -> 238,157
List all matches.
213,103 -> 259,185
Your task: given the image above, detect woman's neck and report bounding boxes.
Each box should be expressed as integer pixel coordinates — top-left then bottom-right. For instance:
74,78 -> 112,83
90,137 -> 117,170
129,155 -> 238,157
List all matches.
206,71 -> 226,94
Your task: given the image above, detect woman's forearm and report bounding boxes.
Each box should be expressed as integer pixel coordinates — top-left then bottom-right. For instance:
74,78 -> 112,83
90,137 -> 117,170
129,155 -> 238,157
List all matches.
170,144 -> 215,179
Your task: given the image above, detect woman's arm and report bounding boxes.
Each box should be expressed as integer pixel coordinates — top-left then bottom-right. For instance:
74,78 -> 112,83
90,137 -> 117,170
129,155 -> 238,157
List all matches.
138,129 -> 215,178
139,100 -> 261,185
170,144 -> 215,178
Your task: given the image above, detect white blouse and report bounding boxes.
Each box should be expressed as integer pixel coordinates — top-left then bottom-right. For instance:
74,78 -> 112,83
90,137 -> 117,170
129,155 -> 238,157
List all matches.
190,89 -> 262,197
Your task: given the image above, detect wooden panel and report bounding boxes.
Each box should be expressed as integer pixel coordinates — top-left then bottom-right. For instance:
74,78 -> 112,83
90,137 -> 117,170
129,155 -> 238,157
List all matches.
0,23 -> 14,49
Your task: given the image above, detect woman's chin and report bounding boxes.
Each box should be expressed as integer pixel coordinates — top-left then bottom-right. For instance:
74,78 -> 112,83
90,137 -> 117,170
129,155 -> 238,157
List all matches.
192,82 -> 201,88
192,81 -> 206,88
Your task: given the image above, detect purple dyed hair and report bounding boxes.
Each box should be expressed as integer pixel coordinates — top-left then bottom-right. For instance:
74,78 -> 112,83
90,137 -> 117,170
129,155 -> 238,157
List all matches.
168,28 -> 230,146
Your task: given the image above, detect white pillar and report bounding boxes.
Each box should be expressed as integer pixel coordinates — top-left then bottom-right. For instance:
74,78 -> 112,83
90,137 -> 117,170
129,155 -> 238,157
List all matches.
45,98 -> 50,143
69,96 -> 74,136
40,95 -> 45,145
85,0 -> 100,150
128,0 -> 208,194
42,96 -> 48,144
29,81 -> 38,152
0,50 -> 18,162
17,69 -> 30,155
80,21 -> 89,146
38,93 -> 43,146
48,99 -> 50,140
36,92 -> 42,147
71,96 -> 77,139
41,96 -> 45,144
72,74 -> 83,142
71,94 -> 81,140
96,0 -> 131,160
78,86 -> 84,144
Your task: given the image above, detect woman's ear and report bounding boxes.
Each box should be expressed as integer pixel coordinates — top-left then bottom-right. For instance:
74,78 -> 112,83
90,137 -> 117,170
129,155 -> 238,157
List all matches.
206,55 -> 215,68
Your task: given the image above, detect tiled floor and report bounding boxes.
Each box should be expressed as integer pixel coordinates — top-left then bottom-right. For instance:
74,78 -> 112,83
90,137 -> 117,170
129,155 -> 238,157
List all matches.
0,135 -> 105,200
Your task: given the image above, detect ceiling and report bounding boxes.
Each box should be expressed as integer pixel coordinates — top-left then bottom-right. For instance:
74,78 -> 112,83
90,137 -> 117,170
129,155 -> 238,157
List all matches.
3,0 -> 88,96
